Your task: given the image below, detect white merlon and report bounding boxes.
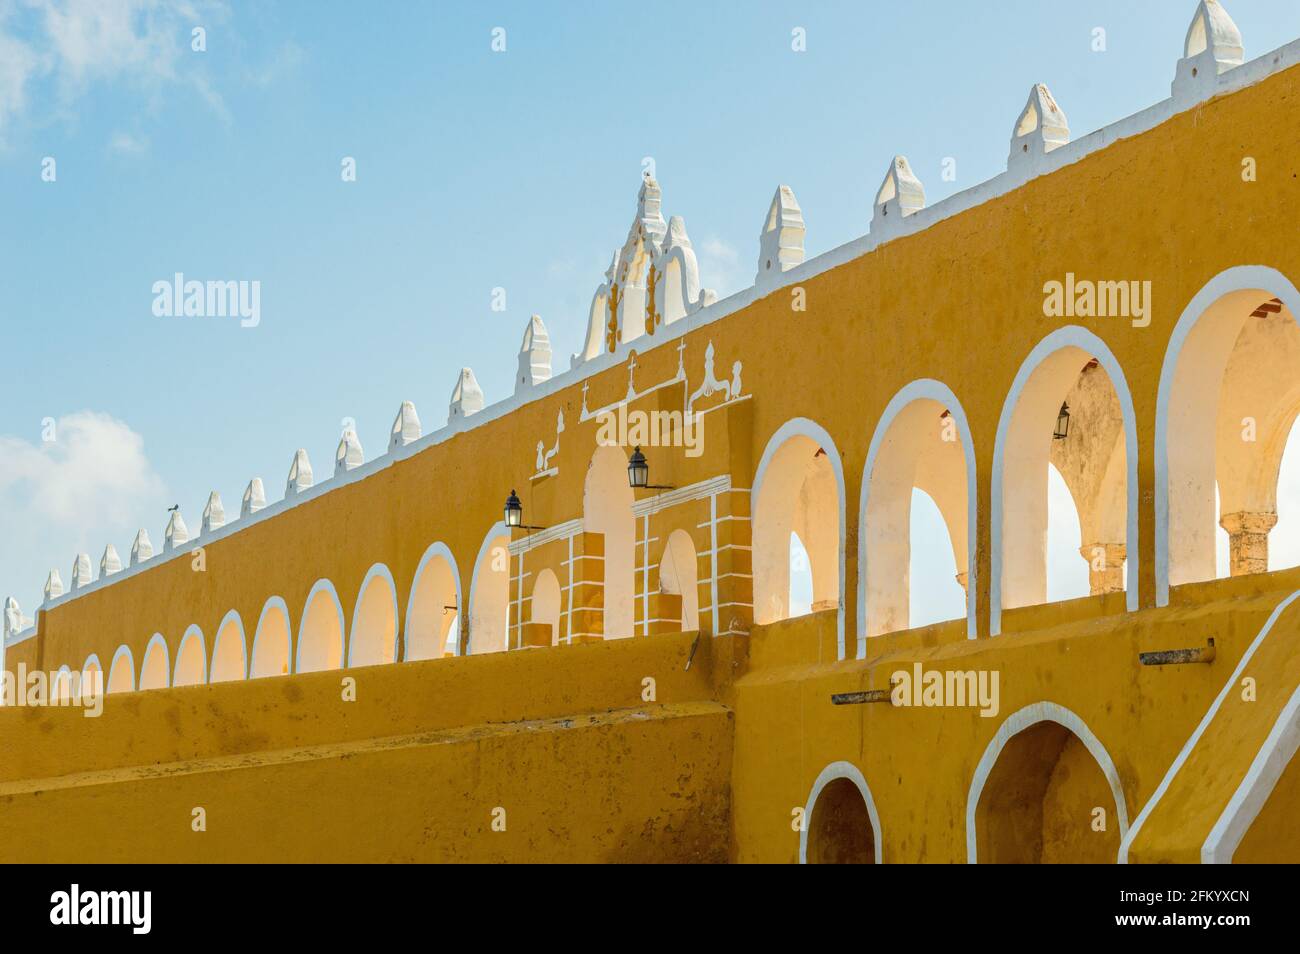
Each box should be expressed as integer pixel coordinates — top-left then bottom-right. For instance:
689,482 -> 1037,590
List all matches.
286,450 -> 314,496
130,529 -> 154,566
202,492 -> 226,533
390,401 -> 422,450
71,553 -> 92,590
449,367 -> 484,423
336,428 -> 364,475
516,315 -> 553,394
242,478 -> 267,518
3,596 -> 30,637
756,185 -> 806,286
652,216 -> 716,325
44,569 -> 64,602
1173,0 -> 1244,106
872,156 -> 925,238
99,544 -> 122,579
1008,84 -> 1069,173
164,510 -> 190,552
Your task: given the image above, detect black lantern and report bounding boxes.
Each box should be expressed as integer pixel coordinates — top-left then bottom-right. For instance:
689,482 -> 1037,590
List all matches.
503,489 -> 546,531
627,446 -> 674,491
1053,402 -> 1071,441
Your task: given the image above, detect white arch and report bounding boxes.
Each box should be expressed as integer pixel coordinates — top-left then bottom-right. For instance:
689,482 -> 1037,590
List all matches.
107,644 -> 135,693
468,521 -> 510,655
80,653 -> 102,682
1155,266 -> 1300,605
797,760 -> 884,864
404,541 -> 463,659
295,579 -> 346,674
965,701 -> 1129,863
210,609 -> 248,682
348,562 -> 400,667
53,665 -> 73,702
991,326 -> 1139,634
751,417 -> 847,658
173,624 -> 208,686
251,595 -> 293,678
139,632 -> 171,690
858,379 -> 977,652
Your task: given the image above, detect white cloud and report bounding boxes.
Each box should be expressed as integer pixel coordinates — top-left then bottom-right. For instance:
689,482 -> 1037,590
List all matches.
697,236 -> 744,299
0,411 -> 166,611
107,128 -> 147,154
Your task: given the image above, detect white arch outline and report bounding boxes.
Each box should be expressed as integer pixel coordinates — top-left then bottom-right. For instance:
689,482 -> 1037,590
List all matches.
405,542 -> 463,660
1155,265 -> 1300,606
990,326 -> 1139,635
107,644 -> 136,693
797,760 -> 884,864
80,653 -> 102,678
751,417 -> 847,658
294,579 -> 346,674
139,632 -> 171,690
467,521 -> 510,656
173,623 -> 208,685
347,562 -> 400,667
251,595 -> 293,678
858,379 -> 978,652
965,701 -> 1129,863
210,608 -> 248,681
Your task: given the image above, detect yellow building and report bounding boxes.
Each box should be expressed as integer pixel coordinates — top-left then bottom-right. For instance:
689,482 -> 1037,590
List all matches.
4,0 -> 1300,863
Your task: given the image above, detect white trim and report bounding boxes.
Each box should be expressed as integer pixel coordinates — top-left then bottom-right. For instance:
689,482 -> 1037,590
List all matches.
174,623 -> 208,685
1154,266 -> 1300,605
468,521 -> 510,656
966,701 -> 1129,863
140,631 -> 171,690
858,379 -> 977,653
630,475 -> 731,518
1121,589 -> 1300,863
211,608 -> 248,680
295,579 -> 346,674
80,653 -> 102,680
751,417 -> 847,658
251,595 -> 292,678
108,644 -> 136,692
797,761 -> 884,864
990,326 -> 1139,635
507,518 -> 583,556
347,562 -> 400,667
404,542 -> 462,659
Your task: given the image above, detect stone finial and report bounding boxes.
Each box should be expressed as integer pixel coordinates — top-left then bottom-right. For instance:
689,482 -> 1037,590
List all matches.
2,596 -> 29,637
44,569 -> 64,601
449,367 -> 485,423
756,185 -> 806,286
242,478 -> 267,518
99,544 -> 123,578
634,174 -> 668,249
130,529 -> 154,566
164,510 -> 190,552
1008,84 -> 1069,172
71,552 -> 93,589
336,428 -> 364,475
286,449 -> 314,496
389,401 -> 422,450
871,156 -> 925,236
1172,0 -> 1243,106
202,491 -> 226,533
516,315 -> 553,394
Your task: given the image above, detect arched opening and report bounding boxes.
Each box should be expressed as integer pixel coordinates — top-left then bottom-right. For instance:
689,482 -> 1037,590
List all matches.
52,666 -> 73,703
995,331 -> 1135,632
788,532 -> 814,616
1046,464 -> 1090,602
753,420 -> 845,652
860,384 -> 974,639
139,634 -> 170,691
1271,420 -> 1300,572
530,568 -> 561,646
251,596 -> 292,678
658,528 -> 699,632
173,625 -> 207,686
296,581 -> 345,674
81,654 -> 103,697
584,445 -> 635,639
969,706 -> 1127,863
210,611 -> 247,683
469,524 -> 510,654
908,490 -> 966,628
107,646 -> 135,694
1161,275 -> 1300,596
348,564 -> 399,667
799,762 -> 882,864
405,543 -> 460,660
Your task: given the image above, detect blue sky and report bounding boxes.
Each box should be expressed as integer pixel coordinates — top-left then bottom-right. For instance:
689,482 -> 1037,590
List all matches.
3,0 -> 1300,622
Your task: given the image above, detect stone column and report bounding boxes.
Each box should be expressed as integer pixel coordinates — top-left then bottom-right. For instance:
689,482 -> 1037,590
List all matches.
1219,511 -> 1278,577
1078,543 -> 1126,595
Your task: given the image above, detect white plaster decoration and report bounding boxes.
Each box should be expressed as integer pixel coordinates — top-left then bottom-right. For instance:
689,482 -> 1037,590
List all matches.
70,552 -> 92,589
798,761 -> 884,864
1007,84 -> 1069,175
871,156 -> 925,238
99,544 -> 123,579
130,529 -> 153,566
241,479 -> 267,518
1172,1 -> 1244,107
516,315 -> 553,394
2,597 -> 29,638
533,408 -> 564,479
687,341 -> 744,413
43,569 -> 64,601
579,251 -> 621,364
286,449 -> 313,496
202,491 -> 226,533
336,429 -> 364,476
390,401 -> 422,450
449,368 -> 485,423
651,216 -> 716,327
164,510 -> 190,552
755,185 -> 806,286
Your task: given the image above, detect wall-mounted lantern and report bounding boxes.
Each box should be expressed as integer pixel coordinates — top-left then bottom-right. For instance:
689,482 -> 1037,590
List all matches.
1053,402 -> 1071,441
627,447 -> 675,491
504,489 -> 546,530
